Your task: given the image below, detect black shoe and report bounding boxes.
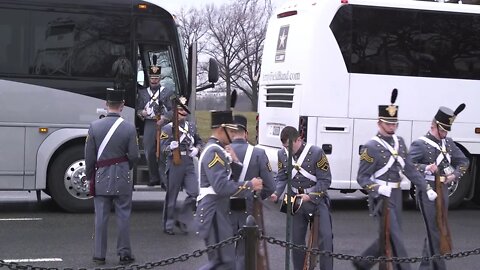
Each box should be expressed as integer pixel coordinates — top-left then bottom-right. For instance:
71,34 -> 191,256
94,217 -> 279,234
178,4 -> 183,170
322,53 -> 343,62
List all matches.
119,255 -> 135,265
147,181 -> 160,187
175,221 -> 188,234
92,257 -> 106,265
163,229 -> 175,235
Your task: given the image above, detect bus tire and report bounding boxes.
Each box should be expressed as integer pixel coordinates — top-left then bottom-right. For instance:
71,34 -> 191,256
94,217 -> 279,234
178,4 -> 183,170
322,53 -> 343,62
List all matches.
448,168 -> 472,210
48,145 -> 93,212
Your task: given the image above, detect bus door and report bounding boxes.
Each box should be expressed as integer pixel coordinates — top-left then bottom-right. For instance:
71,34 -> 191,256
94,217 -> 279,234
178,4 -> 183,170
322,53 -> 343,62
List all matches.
311,117 -> 354,190
351,119 -> 413,190
0,126 -> 25,188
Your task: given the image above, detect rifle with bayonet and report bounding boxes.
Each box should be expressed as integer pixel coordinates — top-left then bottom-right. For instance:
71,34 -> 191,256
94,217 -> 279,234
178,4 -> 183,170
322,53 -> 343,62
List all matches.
171,96 -> 181,165
303,214 -> 319,270
253,191 -> 270,270
435,174 -> 452,254
379,197 -> 393,270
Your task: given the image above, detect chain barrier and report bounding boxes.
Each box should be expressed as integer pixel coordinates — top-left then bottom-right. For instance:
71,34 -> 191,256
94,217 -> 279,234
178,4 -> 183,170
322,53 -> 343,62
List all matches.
1,230 -> 480,269
262,235 -> 480,264
0,234 -> 241,270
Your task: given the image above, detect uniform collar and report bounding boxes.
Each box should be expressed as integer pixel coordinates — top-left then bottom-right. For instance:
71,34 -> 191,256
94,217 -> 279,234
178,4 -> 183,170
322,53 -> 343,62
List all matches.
232,138 -> 247,144
376,132 -> 394,143
425,131 -> 441,143
106,112 -> 121,117
208,136 -> 224,147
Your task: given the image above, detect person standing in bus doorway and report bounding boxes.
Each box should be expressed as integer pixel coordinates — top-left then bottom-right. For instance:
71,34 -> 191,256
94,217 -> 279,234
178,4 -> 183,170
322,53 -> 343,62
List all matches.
408,104 -> 469,270
85,87 -> 139,266
160,96 -> 203,235
354,89 -> 437,270
195,110 -> 264,270
136,58 -> 174,187
270,126 -> 334,270
228,114 -> 275,270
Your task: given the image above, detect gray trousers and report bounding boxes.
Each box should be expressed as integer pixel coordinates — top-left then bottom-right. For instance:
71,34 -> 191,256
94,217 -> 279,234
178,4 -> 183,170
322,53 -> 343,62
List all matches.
163,155 -> 198,231
143,119 -> 161,183
417,183 -> 449,270
199,205 -> 235,270
291,197 -> 333,270
93,195 -> 132,259
355,189 -> 410,270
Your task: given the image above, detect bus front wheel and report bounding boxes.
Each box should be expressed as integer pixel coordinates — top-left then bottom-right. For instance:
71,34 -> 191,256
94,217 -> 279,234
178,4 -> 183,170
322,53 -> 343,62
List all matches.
48,145 -> 93,212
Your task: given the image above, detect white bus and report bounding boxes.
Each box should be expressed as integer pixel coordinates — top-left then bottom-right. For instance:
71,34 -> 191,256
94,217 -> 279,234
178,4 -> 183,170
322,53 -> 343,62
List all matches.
258,0 -> 480,208
0,0 -> 214,212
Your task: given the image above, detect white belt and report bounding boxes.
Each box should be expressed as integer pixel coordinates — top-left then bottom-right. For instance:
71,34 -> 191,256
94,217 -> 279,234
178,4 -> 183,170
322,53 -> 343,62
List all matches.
292,186 -> 315,194
425,175 -> 435,181
180,151 -> 187,156
374,179 -> 401,188
197,186 -> 216,201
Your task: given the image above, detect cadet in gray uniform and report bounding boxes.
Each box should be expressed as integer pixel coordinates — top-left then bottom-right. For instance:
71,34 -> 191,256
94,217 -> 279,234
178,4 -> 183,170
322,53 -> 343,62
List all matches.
270,126 -> 334,270
409,104 -> 469,270
354,89 -> 437,270
195,111 -> 264,270
161,96 -> 203,235
229,115 -> 275,270
136,61 -> 174,186
85,88 -> 139,265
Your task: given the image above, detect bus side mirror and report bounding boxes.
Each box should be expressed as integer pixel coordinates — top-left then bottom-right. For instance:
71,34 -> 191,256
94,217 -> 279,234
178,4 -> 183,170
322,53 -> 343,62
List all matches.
208,58 -> 219,83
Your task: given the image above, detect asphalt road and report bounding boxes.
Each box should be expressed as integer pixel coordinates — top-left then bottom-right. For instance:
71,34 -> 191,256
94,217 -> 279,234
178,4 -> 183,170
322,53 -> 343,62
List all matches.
0,191 -> 479,270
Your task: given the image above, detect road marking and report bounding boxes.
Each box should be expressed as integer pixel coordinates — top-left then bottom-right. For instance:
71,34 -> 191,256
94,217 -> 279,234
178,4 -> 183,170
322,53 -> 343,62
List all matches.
0,218 -> 42,221
2,258 -> 62,263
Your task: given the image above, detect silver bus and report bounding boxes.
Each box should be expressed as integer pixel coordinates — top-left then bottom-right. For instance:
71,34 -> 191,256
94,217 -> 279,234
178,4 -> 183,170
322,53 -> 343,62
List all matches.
0,0 -> 211,212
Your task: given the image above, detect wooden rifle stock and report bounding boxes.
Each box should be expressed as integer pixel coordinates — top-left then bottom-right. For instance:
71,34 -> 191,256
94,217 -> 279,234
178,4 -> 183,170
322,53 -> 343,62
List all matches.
435,174 -> 452,254
253,192 -> 270,270
303,214 -> 319,270
156,115 -> 161,160
379,197 -> 393,270
172,98 -> 181,165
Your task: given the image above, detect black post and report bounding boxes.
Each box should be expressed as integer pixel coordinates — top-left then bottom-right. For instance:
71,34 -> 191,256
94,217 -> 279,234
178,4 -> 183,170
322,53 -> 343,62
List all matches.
244,215 -> 258,270
285,134 -> 293,270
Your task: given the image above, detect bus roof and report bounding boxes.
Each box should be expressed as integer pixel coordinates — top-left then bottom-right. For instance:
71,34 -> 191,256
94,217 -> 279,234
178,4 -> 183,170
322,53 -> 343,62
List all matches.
276,0 -> 480,15
0,0 -> 173,17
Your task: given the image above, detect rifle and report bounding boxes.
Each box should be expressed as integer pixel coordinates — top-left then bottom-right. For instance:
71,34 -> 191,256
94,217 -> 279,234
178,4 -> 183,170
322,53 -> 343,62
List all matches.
171,97 -> 181,165
435,174 -> 452,254
253,192 -> 270,270
379,197 -> 393,270
303,214 -> 319,270
156,114 -> 161,160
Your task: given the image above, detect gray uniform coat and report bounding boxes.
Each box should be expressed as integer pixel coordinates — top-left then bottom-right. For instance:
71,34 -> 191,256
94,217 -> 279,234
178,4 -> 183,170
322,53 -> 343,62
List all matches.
356,133 -> 428,270
409,132 -> 469,270
229,138 -> 275,270
85,112 -> 139,259
195,137 -> 256,270
136,86 -> 174,184
274,143 -> 333,270
161,120 -> 203,232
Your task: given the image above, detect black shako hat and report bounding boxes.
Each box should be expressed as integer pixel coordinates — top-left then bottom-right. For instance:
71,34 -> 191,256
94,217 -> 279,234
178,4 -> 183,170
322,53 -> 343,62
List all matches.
211,110 -> 237,129
434,103 -> 466,132
378,88 -> 398,123
106,87 -> 125,102
174,96 -> 191,115
233,115 -> 248,131
148,55 -> 161,78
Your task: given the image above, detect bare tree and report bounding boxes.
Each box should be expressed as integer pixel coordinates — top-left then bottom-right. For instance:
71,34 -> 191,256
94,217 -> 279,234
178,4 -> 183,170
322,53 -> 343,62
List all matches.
232,0 -> 272,111
176,7 -> 208,54
203,2 -> 247,109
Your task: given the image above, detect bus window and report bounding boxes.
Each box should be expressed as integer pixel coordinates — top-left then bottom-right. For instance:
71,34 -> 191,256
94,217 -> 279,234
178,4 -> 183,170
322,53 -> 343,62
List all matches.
0,9 -> 28,74
28,11 -> 131,78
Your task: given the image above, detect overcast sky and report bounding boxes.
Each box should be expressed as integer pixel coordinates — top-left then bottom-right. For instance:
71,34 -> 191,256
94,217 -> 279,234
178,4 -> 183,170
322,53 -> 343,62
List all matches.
159,0 -> 286,14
